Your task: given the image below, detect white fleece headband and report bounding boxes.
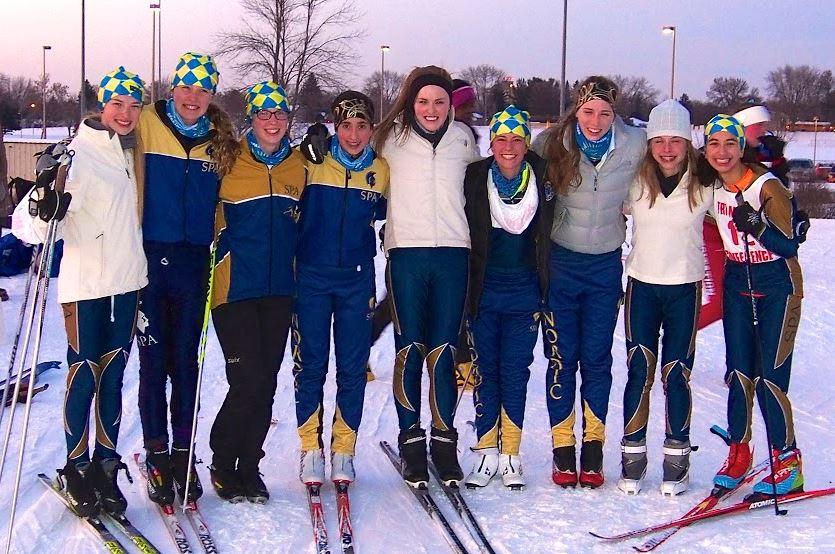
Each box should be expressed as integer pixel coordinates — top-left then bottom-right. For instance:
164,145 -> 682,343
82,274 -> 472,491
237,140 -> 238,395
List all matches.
733,105 -> 771,126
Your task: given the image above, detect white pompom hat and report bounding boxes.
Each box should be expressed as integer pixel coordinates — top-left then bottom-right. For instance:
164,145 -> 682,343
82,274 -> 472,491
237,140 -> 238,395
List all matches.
646,99 -> 692,141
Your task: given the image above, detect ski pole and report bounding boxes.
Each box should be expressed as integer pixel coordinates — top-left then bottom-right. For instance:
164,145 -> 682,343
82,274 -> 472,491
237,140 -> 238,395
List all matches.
0,244 -> 40,431
735,191 -> 786,517
182,245 -> 216,511
4,218 -> 58,553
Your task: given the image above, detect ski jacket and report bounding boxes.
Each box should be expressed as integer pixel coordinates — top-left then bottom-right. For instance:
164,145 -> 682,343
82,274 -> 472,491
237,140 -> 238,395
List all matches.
533,117 -> 646,254
382,120 -> 481,251
625,169 -> 713,285
12,120 -> 147,303
211,139 -> 307,309
136,101 -> 219,246
464,152 -> 555,317
297,150 -> 389,268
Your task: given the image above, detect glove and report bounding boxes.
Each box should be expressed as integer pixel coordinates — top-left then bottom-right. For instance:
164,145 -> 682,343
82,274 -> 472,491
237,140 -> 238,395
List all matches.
732,201 -> 765,237
299,133 -> 327,164
30,188 -> 72,222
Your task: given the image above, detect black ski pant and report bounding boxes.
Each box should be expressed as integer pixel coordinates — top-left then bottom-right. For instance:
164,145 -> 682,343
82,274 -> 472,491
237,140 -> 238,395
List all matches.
210,295 -> 293,471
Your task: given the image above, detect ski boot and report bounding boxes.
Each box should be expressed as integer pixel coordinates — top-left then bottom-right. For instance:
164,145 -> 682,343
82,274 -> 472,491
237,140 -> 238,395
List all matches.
430,427 -> 463,487
209,464 -> 245,503
171,447 -> 203,503
579,440 -> 604,488
498,453 -> 526,490
300,449 -> 326,485
58,460 -> 99,518
238,462 -> 269,504
713,442 -> 752,491
617,439 -> 647,495
745,447 -> 803,502
331,452 -> 356,484
464,447 -> 499,489
144,449 -> 175,506
398,428 -> 429,488
661,439 -> 691,496
90,454 -> 130,515
552,445 -> 578,488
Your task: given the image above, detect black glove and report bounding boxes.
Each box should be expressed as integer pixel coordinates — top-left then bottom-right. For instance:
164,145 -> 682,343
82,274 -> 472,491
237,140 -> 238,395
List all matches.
732,201 -> 765,237
299,133 -> 327,164
30,188 -> 72,222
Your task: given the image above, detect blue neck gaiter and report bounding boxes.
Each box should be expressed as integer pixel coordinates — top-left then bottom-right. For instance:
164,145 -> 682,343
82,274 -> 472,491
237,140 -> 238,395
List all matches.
247,130 -> 291,167
330,139 -> 374,172
574,121 -> 612,165
165,98 -> 211,138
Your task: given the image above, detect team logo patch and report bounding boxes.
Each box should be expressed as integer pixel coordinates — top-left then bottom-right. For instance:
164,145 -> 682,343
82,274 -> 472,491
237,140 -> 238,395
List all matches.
366,171 -> 376,187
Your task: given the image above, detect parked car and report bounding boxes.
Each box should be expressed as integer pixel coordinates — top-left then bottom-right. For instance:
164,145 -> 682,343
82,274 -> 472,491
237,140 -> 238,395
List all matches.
829,165 -> 835,184
815,163 -> 833,181
787,158 -> 815,183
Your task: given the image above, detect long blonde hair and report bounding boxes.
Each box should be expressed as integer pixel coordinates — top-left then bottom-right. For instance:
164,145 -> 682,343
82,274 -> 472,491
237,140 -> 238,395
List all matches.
637,144 -> 702,209
206,103 -> 240,177
373,65 -> 453,155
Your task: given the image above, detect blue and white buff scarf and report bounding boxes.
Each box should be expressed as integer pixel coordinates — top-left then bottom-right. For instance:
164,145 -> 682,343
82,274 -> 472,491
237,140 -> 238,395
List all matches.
574,121 -> 612,165
330,138 -> 374,172
247,130 -> 291,166
165,98 -> 211,138
490,160 -> 530,204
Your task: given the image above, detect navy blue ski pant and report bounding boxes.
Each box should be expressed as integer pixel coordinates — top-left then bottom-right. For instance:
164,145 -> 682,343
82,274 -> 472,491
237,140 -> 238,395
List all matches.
622,278 -> 701,443
62,291 -> 139,462
388,247 -> 468,432
723,259 -> 801,450
543,243 -> 623,448
136,242 -> 210,451
292,262 -> 375,455
469,270 -> 540,455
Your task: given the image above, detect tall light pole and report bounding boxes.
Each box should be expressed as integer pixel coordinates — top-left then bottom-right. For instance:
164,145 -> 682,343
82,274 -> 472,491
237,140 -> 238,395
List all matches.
559,0 -> 568,117
158,0 -> 162,93
380,45 -> 390,123
80,0 -> 86,120
41,45 -> 51,139
662,26 -> 677,99
151,3 -> 160,102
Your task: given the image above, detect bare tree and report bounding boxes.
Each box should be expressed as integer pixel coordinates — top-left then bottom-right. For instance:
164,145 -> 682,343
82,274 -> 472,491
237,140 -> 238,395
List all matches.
362,70 -> 404,119
459,65 -> 507,118
767,64 -> 833,122
214,0 -> 364,122
0,75 -> 37,122
608,75 -> 660,120
706,76 -> 761,110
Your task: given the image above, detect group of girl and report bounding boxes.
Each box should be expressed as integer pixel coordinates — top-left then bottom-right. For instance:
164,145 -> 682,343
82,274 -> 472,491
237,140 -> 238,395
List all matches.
12,54 -> 807,519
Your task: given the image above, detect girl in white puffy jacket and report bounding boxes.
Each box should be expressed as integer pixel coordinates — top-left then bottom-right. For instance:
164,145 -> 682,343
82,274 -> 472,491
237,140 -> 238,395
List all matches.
373,65 -> 480,488
13,67 -> 147,518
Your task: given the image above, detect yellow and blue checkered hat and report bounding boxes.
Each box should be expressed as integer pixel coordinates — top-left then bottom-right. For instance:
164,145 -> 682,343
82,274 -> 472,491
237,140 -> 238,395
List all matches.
705,114 -> 746,151
97,67 -> 145,107
245,81 -> 289,117
489,105 -> 531,145
171,52 -> 219,93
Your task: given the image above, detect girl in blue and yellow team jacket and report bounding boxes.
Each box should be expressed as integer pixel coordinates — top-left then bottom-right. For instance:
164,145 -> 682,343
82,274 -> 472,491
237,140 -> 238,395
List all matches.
135,52 -> 239,506
293,91 -> 389,487
207,82 -> 307,503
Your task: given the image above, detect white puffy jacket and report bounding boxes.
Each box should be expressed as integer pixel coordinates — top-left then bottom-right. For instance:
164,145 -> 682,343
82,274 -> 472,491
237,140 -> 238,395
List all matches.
12,120 -> 148,303
382,120 -> 481,251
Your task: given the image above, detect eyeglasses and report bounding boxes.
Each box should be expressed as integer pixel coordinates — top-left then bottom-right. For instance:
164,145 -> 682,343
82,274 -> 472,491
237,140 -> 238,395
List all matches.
255,110 -> 289,121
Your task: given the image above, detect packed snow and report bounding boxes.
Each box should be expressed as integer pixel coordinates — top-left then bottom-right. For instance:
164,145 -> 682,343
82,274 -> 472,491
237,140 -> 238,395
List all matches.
0,140 -> 833,554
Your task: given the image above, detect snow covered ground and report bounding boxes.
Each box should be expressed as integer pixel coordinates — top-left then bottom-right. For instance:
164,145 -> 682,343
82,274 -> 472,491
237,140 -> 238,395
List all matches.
0,142 -> 834,554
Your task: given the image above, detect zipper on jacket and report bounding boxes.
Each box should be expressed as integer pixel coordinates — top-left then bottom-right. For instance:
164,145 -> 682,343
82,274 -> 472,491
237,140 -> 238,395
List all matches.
268,169 -> 275,292
338,169 -> 350,267
183,152 -> 191,241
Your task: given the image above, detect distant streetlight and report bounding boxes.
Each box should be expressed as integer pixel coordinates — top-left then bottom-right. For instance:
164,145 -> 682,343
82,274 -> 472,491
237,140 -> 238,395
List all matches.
380,45 -> 390,123
560,0 -> 568,116
42,45 -> 51,139
812,116 -> 819,167
662,26 -> 677,99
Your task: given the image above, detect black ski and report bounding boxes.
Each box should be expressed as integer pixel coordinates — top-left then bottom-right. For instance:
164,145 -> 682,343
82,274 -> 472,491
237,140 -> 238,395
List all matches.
379,440 -> 470,554
428,461 -> 495,554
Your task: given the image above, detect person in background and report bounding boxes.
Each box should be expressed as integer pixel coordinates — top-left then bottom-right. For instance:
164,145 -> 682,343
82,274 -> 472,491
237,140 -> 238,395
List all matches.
732,102 -> 789,187
207,82 -> 304,504
135,52 -> 238,507
533,76 -> 645,489
617,99 -> 712,496
374,65 -> 480,488
704,114 -> 806,502
294,91 -> 389,489
13,67 -> 147,517
452,78 -> 479,142
462,106 -> 553,490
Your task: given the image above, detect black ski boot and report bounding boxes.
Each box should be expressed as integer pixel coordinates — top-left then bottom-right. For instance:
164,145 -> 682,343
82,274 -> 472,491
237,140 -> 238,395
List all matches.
579,440 -> 605,488
552,445 -> 578,487
171,447 -> 203,503
90,454 -> 130,515
398,428 -> 429,488
144,449 -> 175,506
430,427 -> 463,486
209,464 -> 246,503
58,460 -> 99,517
238,463 -> 269,504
